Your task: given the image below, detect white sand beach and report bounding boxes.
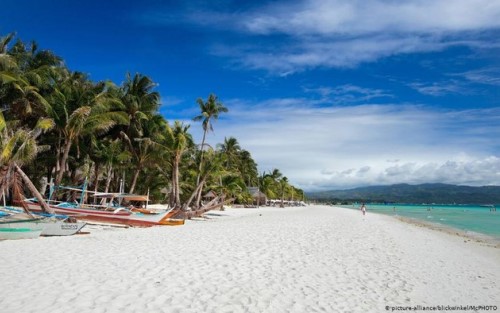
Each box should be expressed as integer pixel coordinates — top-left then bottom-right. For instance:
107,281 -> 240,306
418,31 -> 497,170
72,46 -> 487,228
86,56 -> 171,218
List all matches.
1,205 -> 499,313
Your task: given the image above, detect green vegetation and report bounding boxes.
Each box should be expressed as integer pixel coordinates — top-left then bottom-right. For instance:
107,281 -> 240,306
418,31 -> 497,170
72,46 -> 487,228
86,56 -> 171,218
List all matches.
0,33 -> 303,210
307,183 -> 500,205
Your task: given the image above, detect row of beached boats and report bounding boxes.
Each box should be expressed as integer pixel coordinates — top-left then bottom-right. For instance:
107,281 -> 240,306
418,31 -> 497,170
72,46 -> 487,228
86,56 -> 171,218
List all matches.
0,182 -> 184,240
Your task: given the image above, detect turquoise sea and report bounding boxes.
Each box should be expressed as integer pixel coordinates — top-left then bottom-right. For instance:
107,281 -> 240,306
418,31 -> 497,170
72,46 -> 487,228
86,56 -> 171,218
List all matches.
340,203 -> 500,240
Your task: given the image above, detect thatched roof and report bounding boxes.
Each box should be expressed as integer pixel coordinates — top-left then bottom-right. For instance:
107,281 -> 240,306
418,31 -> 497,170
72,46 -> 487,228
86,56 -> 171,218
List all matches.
203,190 -> 217,199
248,187 -> 266,198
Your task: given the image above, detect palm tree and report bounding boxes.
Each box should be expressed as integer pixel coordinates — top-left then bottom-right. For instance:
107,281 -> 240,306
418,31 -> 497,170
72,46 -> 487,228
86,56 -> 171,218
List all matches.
0,33 -> 18,81
181,148 -> 224,213
0,111 -> 55,213
193,93 -> 228,207
4,37 -> 63,123
118,74 -> 161,192
102,139 -> 131,194
215,173 -> 244,207
259,174 -> 277,200
50,74 -> 128,186
121,73 -> 160,138
278,177 -> 289,208
237,149 -> 258,186
164,121 -> 193,208
269,168 -> 283,181
217,136 -> 241,169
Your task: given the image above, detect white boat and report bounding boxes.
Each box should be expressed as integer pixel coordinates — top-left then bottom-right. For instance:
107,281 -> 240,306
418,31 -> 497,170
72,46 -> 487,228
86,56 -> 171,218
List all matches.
1,206 -> 87,236
0,214 -> 46,240
41,219 -> 87,236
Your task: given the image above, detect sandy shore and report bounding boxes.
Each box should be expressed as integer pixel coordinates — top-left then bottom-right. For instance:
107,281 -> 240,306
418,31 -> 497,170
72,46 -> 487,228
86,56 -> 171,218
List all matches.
1,205 -> 499,313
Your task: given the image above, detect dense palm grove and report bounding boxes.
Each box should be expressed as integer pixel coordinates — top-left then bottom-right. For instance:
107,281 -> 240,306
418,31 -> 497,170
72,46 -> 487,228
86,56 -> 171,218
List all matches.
0,33 -> 304,211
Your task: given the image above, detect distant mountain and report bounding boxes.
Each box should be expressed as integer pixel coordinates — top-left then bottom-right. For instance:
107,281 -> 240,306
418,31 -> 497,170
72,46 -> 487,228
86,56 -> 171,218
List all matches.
306,183 -> 500,204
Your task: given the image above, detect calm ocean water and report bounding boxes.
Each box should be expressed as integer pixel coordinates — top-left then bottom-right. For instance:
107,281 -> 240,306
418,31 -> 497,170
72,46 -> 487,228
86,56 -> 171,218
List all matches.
340,203 -> 500,239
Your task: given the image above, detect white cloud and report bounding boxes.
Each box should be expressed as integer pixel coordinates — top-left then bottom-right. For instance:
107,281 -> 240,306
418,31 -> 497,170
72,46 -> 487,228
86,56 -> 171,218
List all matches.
304,84 -> 393,103
242,0 -> 500,35
202,0 -> 500,73
408,80 -> 466,96
216,35 -> 452,73
140,1 -> 500,73
458,67 -> 500,86
196,99 -> 500,190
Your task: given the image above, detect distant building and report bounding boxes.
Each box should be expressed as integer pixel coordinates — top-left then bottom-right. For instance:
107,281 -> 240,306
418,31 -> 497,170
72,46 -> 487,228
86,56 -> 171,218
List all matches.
203,190 -> 217,200
247,187 -> 267,206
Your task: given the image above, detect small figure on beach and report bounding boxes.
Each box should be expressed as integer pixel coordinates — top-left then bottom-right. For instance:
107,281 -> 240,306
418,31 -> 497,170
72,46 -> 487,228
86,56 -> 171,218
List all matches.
361,203 -> 366,216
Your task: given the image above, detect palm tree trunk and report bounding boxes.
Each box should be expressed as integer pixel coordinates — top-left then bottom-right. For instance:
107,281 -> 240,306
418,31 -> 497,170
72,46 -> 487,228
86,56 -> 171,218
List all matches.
55,140 -> 72,186
173,154 -> 181,208
169,168 -> 175,208
195,129 -> 207,207
104,164 -> 113,193
194,181 -> 204,209
0,165 -> 10,200
182,177 -> 206,211
198,129 -> 207,178
180,196 -> 223,219
93,162 -> 100,204
169,156 -> 176,208
14,163 -> 55,214
129,165 -> 141,194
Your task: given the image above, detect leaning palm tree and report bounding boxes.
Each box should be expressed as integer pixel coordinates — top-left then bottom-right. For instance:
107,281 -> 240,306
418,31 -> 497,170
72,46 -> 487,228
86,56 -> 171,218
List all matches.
0,111 -> 55,213
193,94 -> 228,207
181,148 -> 225,215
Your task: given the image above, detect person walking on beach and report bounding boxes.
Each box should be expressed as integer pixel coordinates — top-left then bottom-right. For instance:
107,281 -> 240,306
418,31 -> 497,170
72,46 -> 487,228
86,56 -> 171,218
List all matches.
361,203 -> 366,216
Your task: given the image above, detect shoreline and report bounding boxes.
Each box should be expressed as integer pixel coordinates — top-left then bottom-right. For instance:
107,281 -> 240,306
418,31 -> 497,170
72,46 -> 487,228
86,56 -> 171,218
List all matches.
1,204 -> 499,312
337,204 -> 500,248
391,214 -> 500,249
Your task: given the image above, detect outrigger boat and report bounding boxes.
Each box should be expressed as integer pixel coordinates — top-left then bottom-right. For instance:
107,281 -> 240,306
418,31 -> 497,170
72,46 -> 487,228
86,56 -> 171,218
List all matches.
22,198 -> 184,227
20,179 -> 184,227
1,206 -> 87,237
0,213 -> 46,240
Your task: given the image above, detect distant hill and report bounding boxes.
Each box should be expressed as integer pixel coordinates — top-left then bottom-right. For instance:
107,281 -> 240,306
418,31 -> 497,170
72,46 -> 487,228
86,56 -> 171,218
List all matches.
306,183 -> 500,204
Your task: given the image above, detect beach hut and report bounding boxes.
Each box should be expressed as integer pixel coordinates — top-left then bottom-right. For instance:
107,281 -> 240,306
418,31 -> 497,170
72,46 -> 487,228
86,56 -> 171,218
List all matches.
203,190 -> 217,200
247,187 -> 267,206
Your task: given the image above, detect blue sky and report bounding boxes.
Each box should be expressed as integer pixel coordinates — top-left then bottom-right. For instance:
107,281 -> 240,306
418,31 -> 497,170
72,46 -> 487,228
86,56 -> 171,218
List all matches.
2,0 -> 500,191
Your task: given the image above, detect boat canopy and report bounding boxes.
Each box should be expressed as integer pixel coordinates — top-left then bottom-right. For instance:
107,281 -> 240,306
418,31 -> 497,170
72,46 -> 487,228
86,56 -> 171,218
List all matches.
92,193 -> 149,202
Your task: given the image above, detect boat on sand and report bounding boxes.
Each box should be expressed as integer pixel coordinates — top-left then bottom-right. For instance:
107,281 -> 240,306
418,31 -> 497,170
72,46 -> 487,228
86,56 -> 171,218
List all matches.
0,214 -> 46,240
22,198 -> 184,227
1,207 -> 87,237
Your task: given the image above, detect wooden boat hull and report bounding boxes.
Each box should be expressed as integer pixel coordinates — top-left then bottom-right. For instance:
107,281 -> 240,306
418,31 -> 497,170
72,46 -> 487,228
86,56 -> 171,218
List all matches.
23,201 -> 132,217
23,200 -> 183,227
0,218 -> 46,240
71,212 -> 184,227
160,218 -> 185,226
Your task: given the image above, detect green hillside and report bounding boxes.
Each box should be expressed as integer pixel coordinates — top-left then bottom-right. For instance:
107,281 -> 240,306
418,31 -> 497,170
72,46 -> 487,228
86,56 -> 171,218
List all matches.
307,183 -> 500,204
